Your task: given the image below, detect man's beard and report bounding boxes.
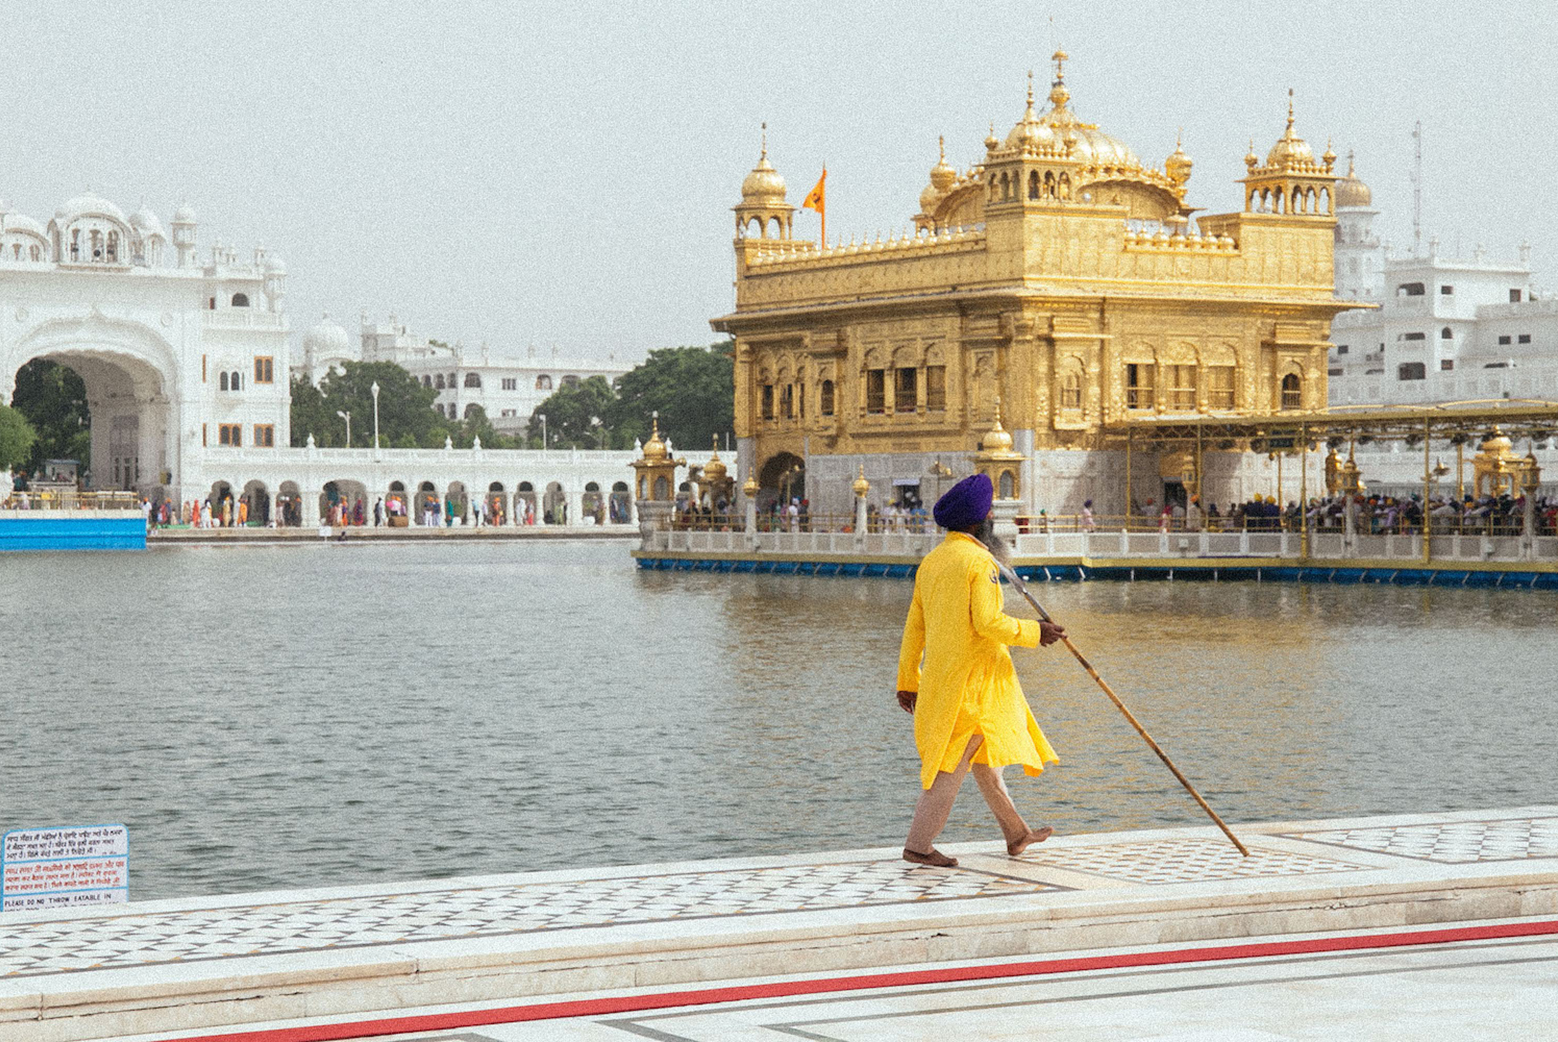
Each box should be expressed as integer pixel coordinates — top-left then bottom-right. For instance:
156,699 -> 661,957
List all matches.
972,516 -> 1010,565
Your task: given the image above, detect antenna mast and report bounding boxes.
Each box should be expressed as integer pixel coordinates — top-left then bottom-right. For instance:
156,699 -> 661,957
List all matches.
1411,121 -> 1422,256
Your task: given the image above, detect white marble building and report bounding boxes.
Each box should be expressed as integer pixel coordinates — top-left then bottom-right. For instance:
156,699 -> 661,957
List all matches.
1328,159 -> 1556,407
0,193 -> 290,499
299,313 -> 631,438
0,193 -> 641,525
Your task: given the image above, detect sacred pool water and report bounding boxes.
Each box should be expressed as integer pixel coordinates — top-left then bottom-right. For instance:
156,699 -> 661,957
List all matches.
4,541 -> 1554,900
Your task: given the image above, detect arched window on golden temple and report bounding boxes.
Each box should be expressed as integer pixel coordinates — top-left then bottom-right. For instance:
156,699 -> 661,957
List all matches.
1281,373 -> 1302,410
1060,371 -> 1082,411
820,379 -> 835,416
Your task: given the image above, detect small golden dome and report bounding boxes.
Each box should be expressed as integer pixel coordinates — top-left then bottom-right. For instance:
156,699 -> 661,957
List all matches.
852,464 -> 870,498
1335,152 -> 1372,208
1244,138 -> 1259,170
980,400 -> 1015,452
984,121 -> 1000,152
740,126 -> 787,202
1482,427 -> 1513,455
930,135 -> 956,190
1265,94 -> 1315,169
703,435 -> 728,481
641,415 -> 669,461
742,474 -> 759,497
1164,132 -> 1192,185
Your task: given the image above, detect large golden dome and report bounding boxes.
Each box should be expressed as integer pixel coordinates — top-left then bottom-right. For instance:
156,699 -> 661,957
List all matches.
1335,152 -> 1372,207
1001,55 -> 1140,168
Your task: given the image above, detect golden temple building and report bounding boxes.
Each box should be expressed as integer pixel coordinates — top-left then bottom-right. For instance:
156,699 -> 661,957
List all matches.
711,53 -> 1361,518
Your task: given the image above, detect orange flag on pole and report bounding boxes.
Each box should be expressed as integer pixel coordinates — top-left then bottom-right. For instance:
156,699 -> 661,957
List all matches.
803,165 -> 826,245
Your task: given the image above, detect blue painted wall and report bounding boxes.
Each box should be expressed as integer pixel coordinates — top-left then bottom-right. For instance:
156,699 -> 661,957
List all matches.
0,516 -> 147,552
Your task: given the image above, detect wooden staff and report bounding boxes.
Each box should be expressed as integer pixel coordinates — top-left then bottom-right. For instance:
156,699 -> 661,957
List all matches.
997,561 -> 1250,857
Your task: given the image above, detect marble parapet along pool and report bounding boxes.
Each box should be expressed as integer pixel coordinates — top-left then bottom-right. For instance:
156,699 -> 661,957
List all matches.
0,511 -> 146,552
634,526 -> 1558,587
1,807 -> 1554,1041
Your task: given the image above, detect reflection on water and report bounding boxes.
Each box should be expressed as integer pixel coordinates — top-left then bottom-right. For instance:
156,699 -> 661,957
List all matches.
2,542 -> 1553,900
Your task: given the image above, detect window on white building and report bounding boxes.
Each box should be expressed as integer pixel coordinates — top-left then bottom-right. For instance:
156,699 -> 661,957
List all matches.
1398,282 -> 1425,296
232,293 -> 250,307
1498,335 -> 1512,345
1397,363 -> 1426,381
1440,285 -> 1453,295
502,377 -> 517,390
1518,334 -> 1531,344
536,375 -> 552,390
464,373 -> 482,388
1400,332 -> 1425,342
1440,327 -> 1453,339
1510,289 -> 1523,303
1441,360 -> 1455,371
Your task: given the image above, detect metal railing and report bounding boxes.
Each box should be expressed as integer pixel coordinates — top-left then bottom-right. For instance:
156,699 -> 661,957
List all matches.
2,489 -> 142,511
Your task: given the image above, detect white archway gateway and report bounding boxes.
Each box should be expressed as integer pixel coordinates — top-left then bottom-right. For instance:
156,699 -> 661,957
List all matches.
4,313 -> 182,498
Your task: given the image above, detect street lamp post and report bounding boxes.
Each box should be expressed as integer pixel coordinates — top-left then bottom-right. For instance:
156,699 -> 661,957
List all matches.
370,381 -> 380,456
538,413 -> 547,450
336,410 -> 351,448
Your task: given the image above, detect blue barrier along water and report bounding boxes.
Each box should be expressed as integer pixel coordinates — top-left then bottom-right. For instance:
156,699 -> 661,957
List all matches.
0,514 -> 147,552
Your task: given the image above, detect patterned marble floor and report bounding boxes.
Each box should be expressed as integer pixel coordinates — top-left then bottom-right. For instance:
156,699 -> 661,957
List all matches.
3,813 -> 1555,992
1286,816 -> 1558,863
1015,837 -> 1365,884
0,860 -> 1059,979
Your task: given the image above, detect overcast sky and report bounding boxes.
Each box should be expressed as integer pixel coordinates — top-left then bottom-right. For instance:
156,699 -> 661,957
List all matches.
4,1 -> 1554,364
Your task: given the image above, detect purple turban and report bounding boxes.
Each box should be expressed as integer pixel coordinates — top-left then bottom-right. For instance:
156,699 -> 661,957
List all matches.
933,473 -> 993,530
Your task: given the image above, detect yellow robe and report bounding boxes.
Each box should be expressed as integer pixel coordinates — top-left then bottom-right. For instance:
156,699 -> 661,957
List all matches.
897,531 -> 1059,789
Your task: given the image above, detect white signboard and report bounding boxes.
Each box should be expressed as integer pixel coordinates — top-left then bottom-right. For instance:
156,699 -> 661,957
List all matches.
2,825 -> 129,911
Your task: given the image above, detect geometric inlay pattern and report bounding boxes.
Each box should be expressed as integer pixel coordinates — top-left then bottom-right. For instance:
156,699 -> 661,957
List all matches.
1015,838 -> 1365,884
0,861 -> 1062,979
1287,817 -> 1558,864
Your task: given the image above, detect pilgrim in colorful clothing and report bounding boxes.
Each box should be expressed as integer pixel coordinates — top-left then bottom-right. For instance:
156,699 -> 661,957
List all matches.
896,473 -> 1064,868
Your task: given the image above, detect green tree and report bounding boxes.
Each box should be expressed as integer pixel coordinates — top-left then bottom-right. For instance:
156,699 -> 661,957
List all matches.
448,404 -> 512,449
529,375 -> 619,448
0,404 -> 38,472
10,359 -> 91,473
607,342 -> 733,452
291,361 -> 443,448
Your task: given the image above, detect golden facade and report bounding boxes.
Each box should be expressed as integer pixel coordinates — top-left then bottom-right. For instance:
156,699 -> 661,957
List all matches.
712,54 -> 1361,514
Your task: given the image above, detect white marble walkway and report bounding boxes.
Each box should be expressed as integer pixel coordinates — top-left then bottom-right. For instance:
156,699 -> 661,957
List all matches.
1,807 -> 1554,1042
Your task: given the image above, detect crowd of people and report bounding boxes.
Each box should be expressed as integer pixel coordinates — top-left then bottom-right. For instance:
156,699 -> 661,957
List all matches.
1126,493 -> 1558,537
673,494 -> 945,534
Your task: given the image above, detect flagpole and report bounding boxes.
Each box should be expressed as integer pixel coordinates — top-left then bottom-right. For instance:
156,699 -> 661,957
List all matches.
820,163 -> 826,247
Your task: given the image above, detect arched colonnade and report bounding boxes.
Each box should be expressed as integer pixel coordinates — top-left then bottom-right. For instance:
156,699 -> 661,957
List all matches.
179,473 -> 636,528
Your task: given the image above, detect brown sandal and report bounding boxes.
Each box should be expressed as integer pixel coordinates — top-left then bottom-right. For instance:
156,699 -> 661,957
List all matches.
902,847 -> 958,868
1007,826 -> 1055,856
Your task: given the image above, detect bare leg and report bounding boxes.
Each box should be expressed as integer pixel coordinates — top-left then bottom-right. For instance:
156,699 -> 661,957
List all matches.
973,763 -> 1054,855
905,735 -> 983,855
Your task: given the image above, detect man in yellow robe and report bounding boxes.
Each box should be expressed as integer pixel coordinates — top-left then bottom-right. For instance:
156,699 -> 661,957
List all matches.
896,473 -> 1064,868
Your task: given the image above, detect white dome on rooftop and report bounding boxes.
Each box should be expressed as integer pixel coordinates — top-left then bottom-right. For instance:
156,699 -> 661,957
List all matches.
3,212 -> 48,238
129,206 -> 165,239
303,313 -> 350,355
55,193 -> 127,225
172,203 -> 197,224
